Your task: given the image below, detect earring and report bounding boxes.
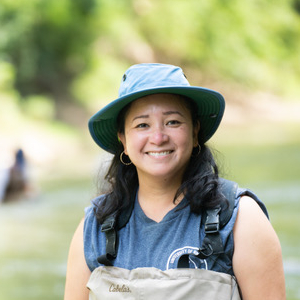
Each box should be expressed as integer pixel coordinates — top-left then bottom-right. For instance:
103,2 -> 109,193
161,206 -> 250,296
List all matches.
120,151 -> 132,165
192,144 -> 201,157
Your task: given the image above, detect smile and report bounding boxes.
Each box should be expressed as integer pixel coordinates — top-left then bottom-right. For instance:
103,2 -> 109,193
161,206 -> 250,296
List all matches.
147,151 -> 173,157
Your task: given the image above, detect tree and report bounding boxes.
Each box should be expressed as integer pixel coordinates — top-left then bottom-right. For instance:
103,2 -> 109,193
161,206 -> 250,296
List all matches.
0,0 -> 100,123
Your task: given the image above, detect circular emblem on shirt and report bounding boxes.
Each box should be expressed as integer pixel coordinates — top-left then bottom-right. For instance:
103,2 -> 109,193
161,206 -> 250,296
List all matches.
166,246 -> 207,270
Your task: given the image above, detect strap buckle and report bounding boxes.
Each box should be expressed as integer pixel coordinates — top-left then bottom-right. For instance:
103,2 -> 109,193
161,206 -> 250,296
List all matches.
101,214 -> 116,232
205,207 -> 221,234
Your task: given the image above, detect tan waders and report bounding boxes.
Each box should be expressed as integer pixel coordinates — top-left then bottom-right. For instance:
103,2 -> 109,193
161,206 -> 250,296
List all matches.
87,266 -> 241,300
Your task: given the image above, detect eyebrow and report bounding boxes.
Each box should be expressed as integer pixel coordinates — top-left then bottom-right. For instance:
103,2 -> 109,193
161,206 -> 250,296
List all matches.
163,111 -> 184,117
132,111 -> 184,122
132,114 -> 149,122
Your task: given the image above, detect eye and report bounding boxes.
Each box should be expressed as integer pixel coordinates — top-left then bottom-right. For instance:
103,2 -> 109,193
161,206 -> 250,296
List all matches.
166,120 -> 181,126
136,123 -> 149,128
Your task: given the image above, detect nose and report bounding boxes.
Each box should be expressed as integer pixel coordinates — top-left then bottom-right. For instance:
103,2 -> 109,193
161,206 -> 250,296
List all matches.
149,127 -> 169,145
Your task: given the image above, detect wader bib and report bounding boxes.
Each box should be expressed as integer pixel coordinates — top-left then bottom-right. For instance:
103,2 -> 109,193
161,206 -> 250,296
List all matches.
85,179 -> 268,299
87,266 -> 241,300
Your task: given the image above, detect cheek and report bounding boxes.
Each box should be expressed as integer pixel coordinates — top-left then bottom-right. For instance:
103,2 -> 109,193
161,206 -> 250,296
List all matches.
178,128 -> 194,147
123,132 -> 146,156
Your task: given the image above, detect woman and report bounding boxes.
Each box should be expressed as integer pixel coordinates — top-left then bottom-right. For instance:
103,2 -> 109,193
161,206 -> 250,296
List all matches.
64,63 -> 285,299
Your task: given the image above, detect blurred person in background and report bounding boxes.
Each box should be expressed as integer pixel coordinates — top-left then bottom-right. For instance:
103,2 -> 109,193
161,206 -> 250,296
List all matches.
0,149 -> 28,203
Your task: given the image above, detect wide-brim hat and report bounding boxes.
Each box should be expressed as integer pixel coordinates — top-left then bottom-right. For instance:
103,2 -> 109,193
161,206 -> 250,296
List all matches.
89,63 -> 225,154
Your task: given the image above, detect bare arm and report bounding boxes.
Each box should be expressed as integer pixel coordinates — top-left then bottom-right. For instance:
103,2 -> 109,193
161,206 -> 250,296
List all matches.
64,219 -> 91,300
233,196 -> 286,300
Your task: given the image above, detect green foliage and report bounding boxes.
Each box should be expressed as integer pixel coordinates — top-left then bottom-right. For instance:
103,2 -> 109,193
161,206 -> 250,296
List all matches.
131,0 -> 300,93
0,61 -> 22,129
0,0 -> 99,99
71,0 -> 300,110
22,95 -> 55,120
1,0 -> 300,117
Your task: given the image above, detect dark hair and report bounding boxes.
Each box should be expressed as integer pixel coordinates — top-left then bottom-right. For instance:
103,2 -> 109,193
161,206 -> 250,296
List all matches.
94,95 -> 226,223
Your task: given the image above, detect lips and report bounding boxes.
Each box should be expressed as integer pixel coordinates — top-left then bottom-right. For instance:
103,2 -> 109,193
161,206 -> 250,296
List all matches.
146,150 -> 173,157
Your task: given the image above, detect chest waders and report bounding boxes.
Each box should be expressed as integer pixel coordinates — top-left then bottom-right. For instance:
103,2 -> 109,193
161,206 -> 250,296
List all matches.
87,179 -> 266,299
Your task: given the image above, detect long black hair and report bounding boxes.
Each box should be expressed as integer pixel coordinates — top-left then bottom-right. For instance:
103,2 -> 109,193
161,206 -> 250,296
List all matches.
94,96 -> 226,223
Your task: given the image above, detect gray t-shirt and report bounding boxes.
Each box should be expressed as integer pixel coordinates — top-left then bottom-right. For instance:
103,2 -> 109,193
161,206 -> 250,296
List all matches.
84,188 -> 266,276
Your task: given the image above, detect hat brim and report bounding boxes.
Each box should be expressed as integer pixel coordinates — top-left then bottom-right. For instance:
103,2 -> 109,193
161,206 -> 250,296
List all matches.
89,86 -> 225,154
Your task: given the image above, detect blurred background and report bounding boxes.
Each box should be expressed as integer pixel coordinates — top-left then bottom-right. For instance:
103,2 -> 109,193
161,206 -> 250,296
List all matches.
0,0 -> 299,299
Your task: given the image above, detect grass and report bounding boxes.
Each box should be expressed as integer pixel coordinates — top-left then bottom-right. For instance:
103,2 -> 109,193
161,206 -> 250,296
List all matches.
215,130 -> 300,300
0,180 -> 94,300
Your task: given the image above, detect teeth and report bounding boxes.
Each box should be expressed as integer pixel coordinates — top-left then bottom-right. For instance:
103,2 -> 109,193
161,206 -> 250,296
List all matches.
148,151 -> 171,157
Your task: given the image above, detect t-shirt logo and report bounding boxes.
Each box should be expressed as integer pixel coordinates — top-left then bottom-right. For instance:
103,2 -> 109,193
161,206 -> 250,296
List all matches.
166,246 -> 207,270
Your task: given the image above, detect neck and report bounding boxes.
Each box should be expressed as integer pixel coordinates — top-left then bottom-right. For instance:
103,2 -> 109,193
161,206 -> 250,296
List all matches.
137,175 -> 184,222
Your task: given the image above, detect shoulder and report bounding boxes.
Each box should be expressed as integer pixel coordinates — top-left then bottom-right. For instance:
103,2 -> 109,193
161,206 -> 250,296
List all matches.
232,196 -> 285,299
83,195 -> 105,244
236,195 -> 268,221
65,219 -> 91,300
83,195 -> 109,272
84,194 -> 107,224
233,195 -> 278,251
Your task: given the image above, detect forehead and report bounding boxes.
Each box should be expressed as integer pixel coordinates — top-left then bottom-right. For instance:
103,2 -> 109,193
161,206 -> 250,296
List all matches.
126,93 -> 191,116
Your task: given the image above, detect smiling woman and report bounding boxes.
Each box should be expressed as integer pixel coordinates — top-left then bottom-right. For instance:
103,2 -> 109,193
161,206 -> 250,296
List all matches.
64,64 -> 285,300
117,94 -> 200,222
118,94 -> 198,188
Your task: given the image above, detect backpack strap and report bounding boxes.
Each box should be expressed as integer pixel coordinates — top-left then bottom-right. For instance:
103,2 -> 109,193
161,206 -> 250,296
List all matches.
97,213 -> 117,266
178,179 -> 238,267
97,194 -> 135,266
198,179 -> 238,258
218,178 -> 239,226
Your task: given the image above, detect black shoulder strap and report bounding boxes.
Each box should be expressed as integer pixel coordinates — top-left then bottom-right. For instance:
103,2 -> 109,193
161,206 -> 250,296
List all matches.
198,178 -> 238,258
97,213 -> 117,266
218,178 -> 239,226
97,194 -> 135,266
178,179 -> 238,267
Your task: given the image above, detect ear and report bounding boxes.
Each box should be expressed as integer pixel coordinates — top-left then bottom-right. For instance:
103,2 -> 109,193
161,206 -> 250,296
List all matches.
117,133 -> 128,154
193,121 -> 200,147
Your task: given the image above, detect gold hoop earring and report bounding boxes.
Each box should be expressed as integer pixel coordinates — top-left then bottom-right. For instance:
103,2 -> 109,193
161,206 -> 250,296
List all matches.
192,144 -> 201,157
120,151 -> 132,165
